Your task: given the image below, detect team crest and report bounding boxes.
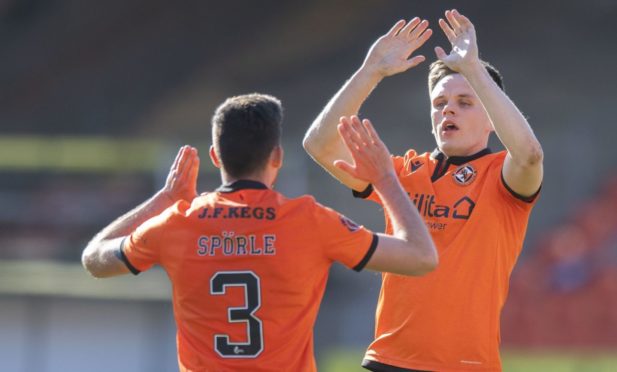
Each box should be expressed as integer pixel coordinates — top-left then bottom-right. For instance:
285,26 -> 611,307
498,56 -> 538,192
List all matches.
339,215 -> 361,232
452,164 -> 477,186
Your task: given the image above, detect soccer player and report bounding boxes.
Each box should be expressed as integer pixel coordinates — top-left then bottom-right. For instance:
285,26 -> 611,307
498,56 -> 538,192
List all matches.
81,93 -> 437,371
303,9 -> 543,372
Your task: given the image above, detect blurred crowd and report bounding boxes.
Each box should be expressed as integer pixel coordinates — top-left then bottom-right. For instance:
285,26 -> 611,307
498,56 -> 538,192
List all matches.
503,174 -> 617,347
0,173 -> 152,261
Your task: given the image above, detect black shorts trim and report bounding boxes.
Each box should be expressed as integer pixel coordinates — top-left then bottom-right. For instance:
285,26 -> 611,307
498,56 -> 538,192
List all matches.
116,237 -> 141,275
362,359 -> 432,372
353,234 -> 379,272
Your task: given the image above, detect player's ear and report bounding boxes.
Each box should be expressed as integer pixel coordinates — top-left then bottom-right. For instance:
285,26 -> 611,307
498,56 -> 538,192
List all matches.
270,145 -> 283,169
209,145 -> 221,168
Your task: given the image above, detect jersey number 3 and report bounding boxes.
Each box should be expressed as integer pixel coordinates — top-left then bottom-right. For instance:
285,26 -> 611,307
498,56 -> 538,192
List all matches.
210,271 -> 263,358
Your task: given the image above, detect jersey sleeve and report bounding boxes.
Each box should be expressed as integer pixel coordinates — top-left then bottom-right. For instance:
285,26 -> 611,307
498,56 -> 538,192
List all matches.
484,153 -> 540,261
492,152 -> 541,211
352,153 -> 407,204
312,201 -> 378,271
121,200 -> 188,274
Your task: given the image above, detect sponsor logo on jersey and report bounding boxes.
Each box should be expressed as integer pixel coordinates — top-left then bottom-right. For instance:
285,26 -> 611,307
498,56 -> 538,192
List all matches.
339,215 -> 361,232
410,193 -> 475,220
452,164 -> 477,186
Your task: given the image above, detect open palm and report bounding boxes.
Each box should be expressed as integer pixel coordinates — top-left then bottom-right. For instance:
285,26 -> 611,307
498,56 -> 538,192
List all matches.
334,116 -> 394,185
163,146 -> 200,202
434,9 -> 479,73
363,18 -> 432,78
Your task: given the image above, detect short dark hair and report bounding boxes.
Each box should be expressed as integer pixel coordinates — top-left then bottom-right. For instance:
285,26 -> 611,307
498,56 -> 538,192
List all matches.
428,60 -> 504,93
211,93 -> 283,179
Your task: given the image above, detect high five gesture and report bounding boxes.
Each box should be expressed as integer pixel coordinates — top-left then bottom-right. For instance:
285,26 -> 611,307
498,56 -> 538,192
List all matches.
435,9 -> 479,73
362,18 -> 432,78
304,8 -> 543,372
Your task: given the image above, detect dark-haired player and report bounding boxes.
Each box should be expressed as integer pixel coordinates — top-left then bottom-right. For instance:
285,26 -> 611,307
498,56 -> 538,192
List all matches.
304,9 -> 543,371
82,93 -> 437,371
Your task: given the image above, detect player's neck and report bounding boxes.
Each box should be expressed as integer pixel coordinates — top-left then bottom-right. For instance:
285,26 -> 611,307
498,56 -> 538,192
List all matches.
220,172 -> 274,189
440,143 -> 488,158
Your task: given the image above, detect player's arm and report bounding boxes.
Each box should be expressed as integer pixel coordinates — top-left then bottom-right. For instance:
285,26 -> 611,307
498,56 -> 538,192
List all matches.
303,18 -> 432,191
436,9 -> 543,197
335,116 -> 437,275
82,146 -> 200,278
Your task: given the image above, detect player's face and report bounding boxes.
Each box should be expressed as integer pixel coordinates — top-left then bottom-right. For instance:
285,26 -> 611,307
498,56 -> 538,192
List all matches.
430,74 -> 493,157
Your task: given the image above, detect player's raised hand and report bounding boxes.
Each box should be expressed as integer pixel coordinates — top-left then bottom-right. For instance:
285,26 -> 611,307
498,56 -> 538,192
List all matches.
434,9 -> 480,73
162,145 -> 200,202
334,116 -> 396,186
362,17 -> 432,78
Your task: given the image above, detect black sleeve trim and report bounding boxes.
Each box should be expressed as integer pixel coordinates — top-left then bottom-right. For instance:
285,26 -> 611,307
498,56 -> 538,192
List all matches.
361,359 -> 430,372
501,171 -> 541,203
353,234 -> 379,272
352,184 -> 374,199
116,237 -> 141,275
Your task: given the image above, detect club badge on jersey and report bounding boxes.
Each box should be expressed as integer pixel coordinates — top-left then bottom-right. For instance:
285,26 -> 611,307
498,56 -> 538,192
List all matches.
452,164 -> 477,186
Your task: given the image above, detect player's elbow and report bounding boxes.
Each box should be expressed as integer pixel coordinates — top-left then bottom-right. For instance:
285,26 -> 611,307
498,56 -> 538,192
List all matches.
302,126 -> 333,161
392,240 -> 438,276
302,132 -> 319,158
528,143 -> 544,166
410,241 -> 438,276
423,245 -> 439,273
518,141 -> 544,168
81,246 -> 106,278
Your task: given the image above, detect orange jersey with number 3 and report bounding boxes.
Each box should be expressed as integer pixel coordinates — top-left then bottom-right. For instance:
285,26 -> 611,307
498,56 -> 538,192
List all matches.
122,181 -> 377,372
357,149 -> 538,372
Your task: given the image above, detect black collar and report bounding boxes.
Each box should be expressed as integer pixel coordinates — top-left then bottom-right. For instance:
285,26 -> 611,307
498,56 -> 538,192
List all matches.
430,147 -> 492,166
430,147 -> 492,182
215,180 -> 269,193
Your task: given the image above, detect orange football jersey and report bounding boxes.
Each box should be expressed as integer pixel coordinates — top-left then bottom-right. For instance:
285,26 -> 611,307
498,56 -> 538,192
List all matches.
355,149 -> 539,372
121,180 -> 377,371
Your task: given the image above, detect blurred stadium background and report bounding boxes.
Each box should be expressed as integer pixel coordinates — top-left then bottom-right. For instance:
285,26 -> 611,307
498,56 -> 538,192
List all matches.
1,0 -> 616,371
